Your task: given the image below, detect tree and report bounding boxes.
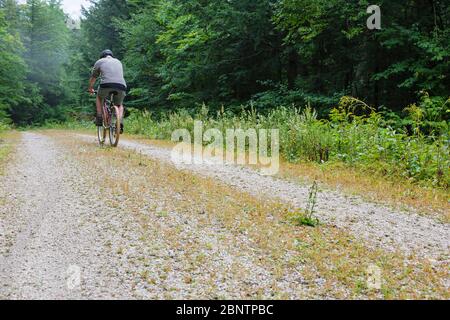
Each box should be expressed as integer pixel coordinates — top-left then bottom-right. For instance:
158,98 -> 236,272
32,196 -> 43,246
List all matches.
117,0 -> 163,108
118,0 -> 282,109
0,6 -> 27,124
22,0 -> 70,107
80,0 -> 130,61
274,0 -> 450,109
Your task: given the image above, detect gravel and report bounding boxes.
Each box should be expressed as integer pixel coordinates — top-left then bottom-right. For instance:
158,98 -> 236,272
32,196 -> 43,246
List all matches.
0,133 -> 140,299
0,133 -> 314,299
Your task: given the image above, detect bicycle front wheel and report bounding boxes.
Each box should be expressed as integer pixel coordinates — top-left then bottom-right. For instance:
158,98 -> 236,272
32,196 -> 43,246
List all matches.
109,107 -> 121,147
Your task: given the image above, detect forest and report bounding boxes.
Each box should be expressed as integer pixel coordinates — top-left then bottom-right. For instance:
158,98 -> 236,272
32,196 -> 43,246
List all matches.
0,0 -> 449,187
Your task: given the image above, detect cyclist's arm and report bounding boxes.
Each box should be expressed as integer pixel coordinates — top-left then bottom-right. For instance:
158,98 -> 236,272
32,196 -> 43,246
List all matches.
88,76 -> 97,94
89,61 -> 101,93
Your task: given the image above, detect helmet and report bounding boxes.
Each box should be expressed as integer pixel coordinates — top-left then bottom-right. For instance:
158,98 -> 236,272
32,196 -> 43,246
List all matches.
100,49 -> 114,59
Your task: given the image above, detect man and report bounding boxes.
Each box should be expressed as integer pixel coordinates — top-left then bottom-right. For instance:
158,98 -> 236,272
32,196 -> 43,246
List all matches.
88,49 -> 127,133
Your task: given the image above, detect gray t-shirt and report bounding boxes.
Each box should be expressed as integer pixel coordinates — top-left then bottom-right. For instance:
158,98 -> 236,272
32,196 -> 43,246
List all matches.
92,56 -> 127,87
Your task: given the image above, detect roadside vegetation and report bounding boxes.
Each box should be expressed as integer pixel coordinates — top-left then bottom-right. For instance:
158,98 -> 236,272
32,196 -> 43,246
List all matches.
0,130 -> 18,175
123,95 -> 449,190
0,137 -> 10,164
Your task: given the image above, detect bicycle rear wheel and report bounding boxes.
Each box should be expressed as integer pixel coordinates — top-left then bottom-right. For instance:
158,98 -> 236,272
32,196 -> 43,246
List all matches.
109,106 -> 121,147
97,125 -> 107,146
98,100 -> 110,146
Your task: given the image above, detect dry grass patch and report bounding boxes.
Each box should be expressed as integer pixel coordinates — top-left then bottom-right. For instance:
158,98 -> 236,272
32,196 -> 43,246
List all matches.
50,131 -> 449,299
0,131 -> 20,175
276,160 -> 450,223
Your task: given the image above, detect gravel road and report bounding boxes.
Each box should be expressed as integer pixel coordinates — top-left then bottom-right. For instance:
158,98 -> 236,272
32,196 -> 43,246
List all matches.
0,132 -> 448,300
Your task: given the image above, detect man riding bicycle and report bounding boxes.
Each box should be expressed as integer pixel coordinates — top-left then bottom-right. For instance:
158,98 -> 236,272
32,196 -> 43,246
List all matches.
88,49 -> 127,133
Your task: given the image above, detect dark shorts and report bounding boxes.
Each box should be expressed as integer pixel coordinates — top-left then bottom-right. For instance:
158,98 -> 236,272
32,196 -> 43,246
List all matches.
98,87 -> 126,106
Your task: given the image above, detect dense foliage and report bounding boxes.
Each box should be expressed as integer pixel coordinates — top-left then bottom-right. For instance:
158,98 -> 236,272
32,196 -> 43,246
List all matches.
117,0 -> 449,112
1,0 -> 449,121
0,0 -> 70,125
0,1 -> 26,127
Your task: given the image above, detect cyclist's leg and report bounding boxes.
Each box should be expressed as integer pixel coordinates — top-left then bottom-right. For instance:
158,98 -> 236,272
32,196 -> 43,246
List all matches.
96,88 -> 109,126
96,95 -> 103,121
96,95 -> 103,116
113,91 -> 126,133
118,105 -> 124,123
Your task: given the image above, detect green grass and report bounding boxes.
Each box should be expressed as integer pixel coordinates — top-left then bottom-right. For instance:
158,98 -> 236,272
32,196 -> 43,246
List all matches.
121,101 -> 449,190
0,140 -> 10,161
288,181 -> 320,227
41,120 -> 94,132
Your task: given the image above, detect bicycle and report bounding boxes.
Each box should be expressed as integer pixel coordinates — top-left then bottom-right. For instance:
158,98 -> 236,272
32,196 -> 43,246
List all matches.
94,91 -> 121,147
